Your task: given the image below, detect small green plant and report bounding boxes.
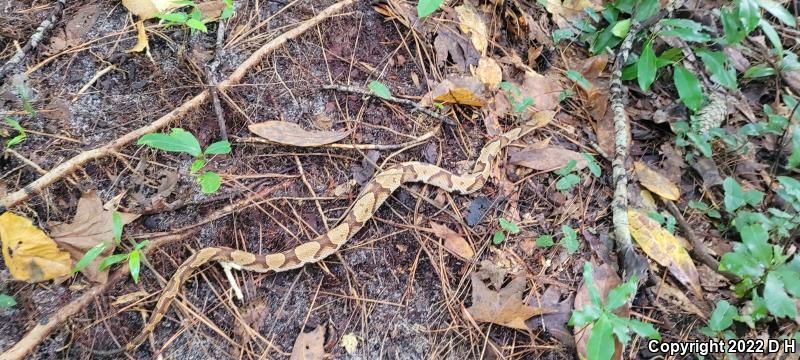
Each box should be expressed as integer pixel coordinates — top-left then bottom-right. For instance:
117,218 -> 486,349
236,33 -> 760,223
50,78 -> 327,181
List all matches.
417,0 -> 444,19
0,294 -> 16,308
499,81 -> 534,113
646,211 -> 676,234
536,225 -> 580,254
157,0 -> 234,33
493,217 -> 520,245
138,128 -> 231,194
553,154 -> 600,193
722,177 -> 764,213
569,262 -> 660,360
688,200 -> 721,219
73,211 -> 150,283
698,300 -> 740,357
368,80 -> 392,100
3,117 -> 26,148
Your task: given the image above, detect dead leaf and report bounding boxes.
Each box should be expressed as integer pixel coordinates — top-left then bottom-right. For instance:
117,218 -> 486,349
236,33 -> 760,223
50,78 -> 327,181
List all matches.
65,3 -> 100,46
111,291 -> 148,306
691,156 -> 724,187
634,161 -> 680,201
433,28 -> 480,71
197,0 -> 226,19
466,272 -> 554,330
581,53 -> 609,80
476,56 -> 502,88
423,76 -> 486,107
290,326 -> 326,360
42,98 -> 71,122
650,277 -> 706,319
628,208 -> 703,299
50,192 -> 139,283
126,20 -> 149,53
573,263 -> 626,360
0,212 -> 71,282
234,300 -> 269,343
455,4 -> 488,55
249,121 -> 351,147
351,150 -> 380,185
520,71 -> 562,112
543,0 -> 604,29
122,0 -> 179,19
526,286 -> 575,348
509,145 -> 587,171
430,222 -> 475,259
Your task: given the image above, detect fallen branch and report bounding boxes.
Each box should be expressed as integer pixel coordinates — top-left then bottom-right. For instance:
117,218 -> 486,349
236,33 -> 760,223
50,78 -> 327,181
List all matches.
0,0 -> 65,82
0,0 -> 357,212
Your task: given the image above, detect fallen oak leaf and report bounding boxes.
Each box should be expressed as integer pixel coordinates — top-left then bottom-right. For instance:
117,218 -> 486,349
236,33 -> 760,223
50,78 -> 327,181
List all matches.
289,325 -> 326,360
628,208 -> 703,299
634,161 -> 680,201
466,272 -> 555,330
50,191 -> 139,283
249,121 -> 351,147
0,212 -> 71,282
509,145 -> 588,172
429,222 -> 475,259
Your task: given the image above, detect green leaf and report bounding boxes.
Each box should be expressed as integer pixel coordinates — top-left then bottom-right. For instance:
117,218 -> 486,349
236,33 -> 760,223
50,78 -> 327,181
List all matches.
708,300 -> 737,332
634,0 -> 660,22
637,42 -> 657,91
157,12 -> 189,23
492,231 -> 506,245
720,246 -> 764,278
659,19 -> 711,42
611,19 -> 631,37
590,26 -> 622,54
129,250 -> 142,283
569,304 -> 602,326
73,242 -> 108,273
99,253 -> 128,270
758,0 -> 796,27
789,125 -> 800,168
134,239 -> 151,251
773,257 -> 800,297
560,225 -> 579,254
368,80 -> 393,100
205,140 -> 231,155
723,177 -> 746,212
555,159 -> 578,176
764,272 -> 798,319
605,276 -> 637,310
0,294 -> 15,308
566,70 -> 592,91
4,117 -> 23,132
582,153 -> 602,177
556,174 -> 581,192
759,19 -> 783,58
552,28 -> 575,43
220,5 -> 234,20
190,159 -> 206,174
536,235 -> 554,248
112,211 -> 123,243
499,218 -> 520,234
625,317 -> 661,340
743,64 -> 777,78
739,224 -> 772,265
583,262 -> 602,308
417,0 -> 444,18
197,171 -> 222,194
186,18 -> 208,32
586,315 -> 616,360
695,49 -> 738,91
738,0 -> 761,32
673,65 -> 704,112
138,128 -> 202,157
720,7 -> 746,44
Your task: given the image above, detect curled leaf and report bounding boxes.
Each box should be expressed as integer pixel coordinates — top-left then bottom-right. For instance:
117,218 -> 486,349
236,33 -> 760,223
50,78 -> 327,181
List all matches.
0,212 -> 71,282
126,20 -> 149,53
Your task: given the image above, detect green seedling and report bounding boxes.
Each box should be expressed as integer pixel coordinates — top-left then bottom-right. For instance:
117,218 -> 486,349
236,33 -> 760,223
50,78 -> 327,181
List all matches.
368,80 -> 392,100
157,0 -> 234,33
73,211 -> 150,283
0,294 -> 15,308
138,128 -> 231,194
3,117 -> 27,148
499,81 -> 534,113
647,211 -> 676,234
417,0 -> 444,19
553,154 -> 601,194
535,225 -> 580,254
492,217 -> 520,245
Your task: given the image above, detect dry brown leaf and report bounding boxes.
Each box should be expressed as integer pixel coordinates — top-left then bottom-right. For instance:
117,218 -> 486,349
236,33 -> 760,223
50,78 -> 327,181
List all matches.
429,222 -> 475,259
289,326 -> 326,360
520,71 -> 562,112
50,192 -> 139,283
122,0 -> 178,19
476,56 -> 502,88
111,291 -> 149,306
423,76 -> 486,107
509,145 -> 587,171
573,263 -> 626,360
466,272 -> 554,330
634,161 -> 680,201
0,212 -> 71,283
628,208 -> 703,299
651,277 -> 707,319
249,121 -> 351,147
543,0 -> 604,29
526,286 -> 575,348
126,20 -> 149,53
197,0 -> 226,18
66,3 -> 100,46
581,53 -> 609,80
433,27 -> 480,71
234,300 -> 269,343
455,4 -> 488,55
42,98 -> 71,122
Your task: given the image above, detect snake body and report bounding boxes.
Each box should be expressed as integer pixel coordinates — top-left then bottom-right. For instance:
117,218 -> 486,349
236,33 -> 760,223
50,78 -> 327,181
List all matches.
125,112 -> 552,350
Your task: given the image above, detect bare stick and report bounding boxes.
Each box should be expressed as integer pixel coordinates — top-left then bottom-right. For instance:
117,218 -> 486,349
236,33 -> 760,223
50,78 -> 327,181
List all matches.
0,0 -> 66,81
322,84 -> 456,125
0,0 -> 357,212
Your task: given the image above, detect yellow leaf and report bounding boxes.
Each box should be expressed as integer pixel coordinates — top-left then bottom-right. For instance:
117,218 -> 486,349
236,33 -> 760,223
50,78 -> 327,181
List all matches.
0,212 -> 71,283
122,0 -> 178,19
426,77 -> 486,107
340,333 -> 358,354
475,56 -> 502,88
455,4 -> 488,55
635,161 -> 680,201
126,20 -> 149,53
628,208 -> 702,299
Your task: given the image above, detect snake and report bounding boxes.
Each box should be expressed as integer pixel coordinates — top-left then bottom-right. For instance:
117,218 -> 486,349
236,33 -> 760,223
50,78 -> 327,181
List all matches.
123,111 -> 553,351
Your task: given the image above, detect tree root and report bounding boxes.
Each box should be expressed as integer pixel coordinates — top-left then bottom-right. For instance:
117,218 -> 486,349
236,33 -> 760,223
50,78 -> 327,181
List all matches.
0,0 -> 357,212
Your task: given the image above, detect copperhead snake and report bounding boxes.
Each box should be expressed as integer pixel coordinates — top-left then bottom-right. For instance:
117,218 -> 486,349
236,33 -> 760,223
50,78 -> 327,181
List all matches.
123,111 -> 553,351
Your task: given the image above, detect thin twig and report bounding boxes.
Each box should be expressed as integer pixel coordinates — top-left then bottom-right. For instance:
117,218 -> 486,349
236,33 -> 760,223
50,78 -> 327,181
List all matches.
322,84 -> 456,125
0,0 -> 65,81
0,0 -> 357,212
